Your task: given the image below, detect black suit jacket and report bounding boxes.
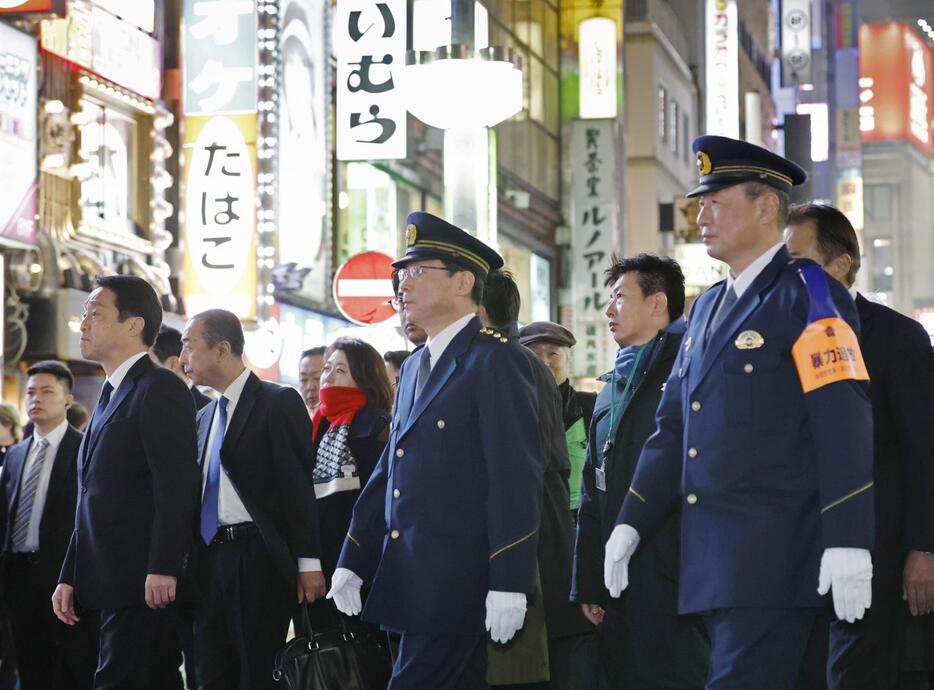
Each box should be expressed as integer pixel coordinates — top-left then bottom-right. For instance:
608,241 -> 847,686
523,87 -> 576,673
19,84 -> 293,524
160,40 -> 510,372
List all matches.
855,295 -> 934,563
0,425 -> 83,598
191,385 -> 212,411
194,371 -> 321,585
59,356 -> 201,611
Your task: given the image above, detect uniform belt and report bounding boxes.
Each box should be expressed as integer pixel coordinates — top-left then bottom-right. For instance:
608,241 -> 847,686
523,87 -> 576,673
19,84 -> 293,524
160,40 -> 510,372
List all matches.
210,522 -> 259,545
8,551 -> 40,565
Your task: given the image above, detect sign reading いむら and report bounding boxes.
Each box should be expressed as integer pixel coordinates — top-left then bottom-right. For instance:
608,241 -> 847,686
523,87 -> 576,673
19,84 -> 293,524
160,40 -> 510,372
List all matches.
335,0 -> 407,160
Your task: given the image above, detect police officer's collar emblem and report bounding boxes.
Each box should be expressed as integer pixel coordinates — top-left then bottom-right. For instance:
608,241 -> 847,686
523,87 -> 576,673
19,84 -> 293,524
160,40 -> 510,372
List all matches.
405,223 -> 418,247
696,151 -> 712,176
735,330 -> 765,350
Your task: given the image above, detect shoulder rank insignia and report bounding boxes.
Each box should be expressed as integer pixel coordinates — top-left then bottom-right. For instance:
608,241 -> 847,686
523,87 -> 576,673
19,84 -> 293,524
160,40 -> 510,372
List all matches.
480,327 -> 508,343
734,330 -> 764,349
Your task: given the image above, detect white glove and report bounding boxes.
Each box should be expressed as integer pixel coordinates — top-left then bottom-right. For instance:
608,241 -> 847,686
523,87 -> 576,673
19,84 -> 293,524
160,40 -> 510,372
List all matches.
485,591 -> 527,644
817,547 -> 873,623
604,524 -> 641,598
326,568 -> 363,616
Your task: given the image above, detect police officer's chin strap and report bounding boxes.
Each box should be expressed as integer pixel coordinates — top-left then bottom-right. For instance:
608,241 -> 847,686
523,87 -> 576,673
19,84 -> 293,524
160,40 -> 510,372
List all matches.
328,569 -> 529,643
603,526 -> 873,623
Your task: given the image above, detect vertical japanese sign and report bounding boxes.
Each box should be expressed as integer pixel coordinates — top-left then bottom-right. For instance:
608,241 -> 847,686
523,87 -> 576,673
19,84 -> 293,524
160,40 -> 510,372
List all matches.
578,17 -> 617,119
0,23 -> 38,245
705,0 -> 738,138
278,0 -> 329,303
182,0 -> 258,318
570,119 -> 616,379
781,0 -> 812,87
334,0 -> 407,160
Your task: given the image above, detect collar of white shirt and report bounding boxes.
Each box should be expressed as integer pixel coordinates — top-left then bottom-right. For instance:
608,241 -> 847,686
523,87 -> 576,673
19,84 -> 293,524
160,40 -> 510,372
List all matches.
107,351 -> 149,392
425,312 -> 476,370
216,367 -> 251,407
726,241 -> 785,299
32,418 -> 69,451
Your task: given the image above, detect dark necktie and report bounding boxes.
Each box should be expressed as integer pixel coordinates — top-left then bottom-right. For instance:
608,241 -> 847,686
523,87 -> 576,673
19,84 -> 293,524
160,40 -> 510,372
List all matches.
87,380 -> 113,440
200,396 -> 229,545
707,286 -> 738,342
11,438 -> 49,552
414,349 -> 432,401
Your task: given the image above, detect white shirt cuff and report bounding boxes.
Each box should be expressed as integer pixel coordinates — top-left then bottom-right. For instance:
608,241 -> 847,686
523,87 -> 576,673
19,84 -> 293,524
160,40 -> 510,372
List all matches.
298,558 -> 322,573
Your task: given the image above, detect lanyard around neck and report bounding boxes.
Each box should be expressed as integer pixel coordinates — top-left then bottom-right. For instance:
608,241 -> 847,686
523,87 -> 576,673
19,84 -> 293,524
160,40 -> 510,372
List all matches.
607,341 -> 650,437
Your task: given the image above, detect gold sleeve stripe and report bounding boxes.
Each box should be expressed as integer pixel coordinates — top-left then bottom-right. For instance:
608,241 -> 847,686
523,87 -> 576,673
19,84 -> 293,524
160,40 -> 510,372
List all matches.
346,533 -> 361,547
489,528 -> 538,561
628,487 -> 646,503
821,481 -> 874,514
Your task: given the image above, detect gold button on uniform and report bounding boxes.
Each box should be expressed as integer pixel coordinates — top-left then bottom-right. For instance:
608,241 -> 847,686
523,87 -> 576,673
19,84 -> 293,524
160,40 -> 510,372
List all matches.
393,489 -> 401,498
437,420 -> 445,429
687,494 -> 698,505
391,530 -> 400,539
396,448 -> 404,458
688,448 -> 698,458
691,401 -> 701,412
744,363 -> 754,373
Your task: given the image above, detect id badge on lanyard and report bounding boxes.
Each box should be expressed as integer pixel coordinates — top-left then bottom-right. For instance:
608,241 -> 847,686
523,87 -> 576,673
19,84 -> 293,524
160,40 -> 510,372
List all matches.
596,342 -> 649,492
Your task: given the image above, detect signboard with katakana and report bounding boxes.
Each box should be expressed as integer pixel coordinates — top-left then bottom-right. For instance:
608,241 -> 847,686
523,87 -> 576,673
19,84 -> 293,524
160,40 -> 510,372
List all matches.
334,0 -> 406,160
569,118 -> 617,379
182,0 -> 257,116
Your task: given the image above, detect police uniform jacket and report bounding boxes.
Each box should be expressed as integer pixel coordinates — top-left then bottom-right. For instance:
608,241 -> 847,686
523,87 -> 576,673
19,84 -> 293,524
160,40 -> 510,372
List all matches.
337,315 -> 543,635
618,246 -> 874,614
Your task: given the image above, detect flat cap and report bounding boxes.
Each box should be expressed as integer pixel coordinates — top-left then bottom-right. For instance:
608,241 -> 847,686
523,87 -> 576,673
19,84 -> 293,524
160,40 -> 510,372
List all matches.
518,321 -> 576,348
687,135 -> 807,198
393,212 -> 504,278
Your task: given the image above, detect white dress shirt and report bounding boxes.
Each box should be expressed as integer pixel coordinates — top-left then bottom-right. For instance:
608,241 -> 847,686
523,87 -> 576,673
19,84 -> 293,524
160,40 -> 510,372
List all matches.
425,312 -> 476,370
15,419 -> 69,552
203,367 -> 321,573
107,351 -> 149,392
726,241 -> 786,299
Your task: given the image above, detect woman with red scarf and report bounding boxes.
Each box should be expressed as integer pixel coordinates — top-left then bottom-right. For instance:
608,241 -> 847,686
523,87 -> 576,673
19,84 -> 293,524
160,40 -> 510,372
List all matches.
311,337 -> 393,583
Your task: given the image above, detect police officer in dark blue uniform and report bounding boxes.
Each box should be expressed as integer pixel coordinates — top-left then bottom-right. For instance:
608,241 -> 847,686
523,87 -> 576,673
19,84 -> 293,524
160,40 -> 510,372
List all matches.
604,136 -> 876,689
327,212 -> 543,689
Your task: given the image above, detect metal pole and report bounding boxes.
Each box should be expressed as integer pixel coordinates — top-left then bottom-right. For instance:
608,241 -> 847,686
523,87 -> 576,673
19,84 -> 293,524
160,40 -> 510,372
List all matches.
450,0 -> 474,48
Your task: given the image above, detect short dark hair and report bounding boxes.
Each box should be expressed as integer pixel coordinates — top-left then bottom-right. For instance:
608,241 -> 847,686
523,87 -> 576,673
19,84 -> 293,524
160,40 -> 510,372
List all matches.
392,264 -> 484,305
26,360 -> 74,392
190,309 -> 245,357
383,350 -> 411,370
604,253 -> 686,323
324,337 -> 394,412
786,203 -> 861,286
481,269 -> 520,328
743,182 -> 791,227
301,346 -> 326,361
152,326 -> 183,362
95,275 -> 163,346
66,402 -> 89,429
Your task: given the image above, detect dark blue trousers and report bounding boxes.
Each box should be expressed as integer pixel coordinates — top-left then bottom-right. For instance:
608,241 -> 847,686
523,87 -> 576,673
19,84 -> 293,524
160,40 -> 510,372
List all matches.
390,633 -> 487,689
704,608 -> 820,690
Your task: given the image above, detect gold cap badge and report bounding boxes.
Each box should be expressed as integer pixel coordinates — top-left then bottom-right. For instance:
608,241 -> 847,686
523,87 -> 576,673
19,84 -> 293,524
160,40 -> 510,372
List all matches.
734,330 -> 765,350
405,224 -> 418,246
696,151 -> 712,176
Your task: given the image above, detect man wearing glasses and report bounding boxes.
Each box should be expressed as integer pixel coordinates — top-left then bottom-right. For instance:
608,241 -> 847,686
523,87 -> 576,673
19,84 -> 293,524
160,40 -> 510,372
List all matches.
328,212 -> 544,689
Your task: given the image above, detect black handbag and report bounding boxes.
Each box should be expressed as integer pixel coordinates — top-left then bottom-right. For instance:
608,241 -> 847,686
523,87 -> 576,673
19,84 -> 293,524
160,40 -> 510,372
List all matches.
273,603 -> 393,689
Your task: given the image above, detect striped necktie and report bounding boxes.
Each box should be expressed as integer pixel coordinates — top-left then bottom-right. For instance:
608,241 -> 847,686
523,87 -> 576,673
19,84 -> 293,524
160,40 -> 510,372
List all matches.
11,438 -> 50,552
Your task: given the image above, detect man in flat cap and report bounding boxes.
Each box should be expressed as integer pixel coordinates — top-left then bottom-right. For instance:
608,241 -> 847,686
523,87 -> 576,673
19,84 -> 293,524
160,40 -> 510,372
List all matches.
604,135 -> 875,688
519,322 -> 595,518
328,212 -> 543,688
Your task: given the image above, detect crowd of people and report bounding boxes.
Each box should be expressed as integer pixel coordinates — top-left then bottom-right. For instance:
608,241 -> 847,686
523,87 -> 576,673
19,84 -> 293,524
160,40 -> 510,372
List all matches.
0,134 -> 931,690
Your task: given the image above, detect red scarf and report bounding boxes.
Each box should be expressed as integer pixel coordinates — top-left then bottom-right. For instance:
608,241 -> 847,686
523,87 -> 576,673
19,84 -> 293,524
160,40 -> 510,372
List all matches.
312,386 -> 368,440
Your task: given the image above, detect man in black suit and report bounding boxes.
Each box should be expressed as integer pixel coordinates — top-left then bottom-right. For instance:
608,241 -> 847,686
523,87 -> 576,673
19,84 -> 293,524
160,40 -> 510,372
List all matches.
179,308 -> 325,690
152,325 -> 212,410
785,203 -> 934,688
52,275 -> 201,690
0,361 -> 97,689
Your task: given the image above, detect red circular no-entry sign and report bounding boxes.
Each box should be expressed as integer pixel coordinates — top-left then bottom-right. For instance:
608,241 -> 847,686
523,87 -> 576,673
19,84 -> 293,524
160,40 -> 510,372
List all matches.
332,251 -> 397,326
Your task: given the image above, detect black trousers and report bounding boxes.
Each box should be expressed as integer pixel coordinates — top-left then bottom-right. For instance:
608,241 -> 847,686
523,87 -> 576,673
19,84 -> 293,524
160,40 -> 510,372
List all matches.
95,605 -> 174,690
390,633 -> 487,690
193,534 -> 294,690
5,557 -> 98,690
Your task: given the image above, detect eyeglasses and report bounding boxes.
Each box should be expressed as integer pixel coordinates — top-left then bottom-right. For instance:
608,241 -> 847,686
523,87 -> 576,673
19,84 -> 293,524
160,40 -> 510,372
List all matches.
388,297 -> 402,312
396,265 -> 451,282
